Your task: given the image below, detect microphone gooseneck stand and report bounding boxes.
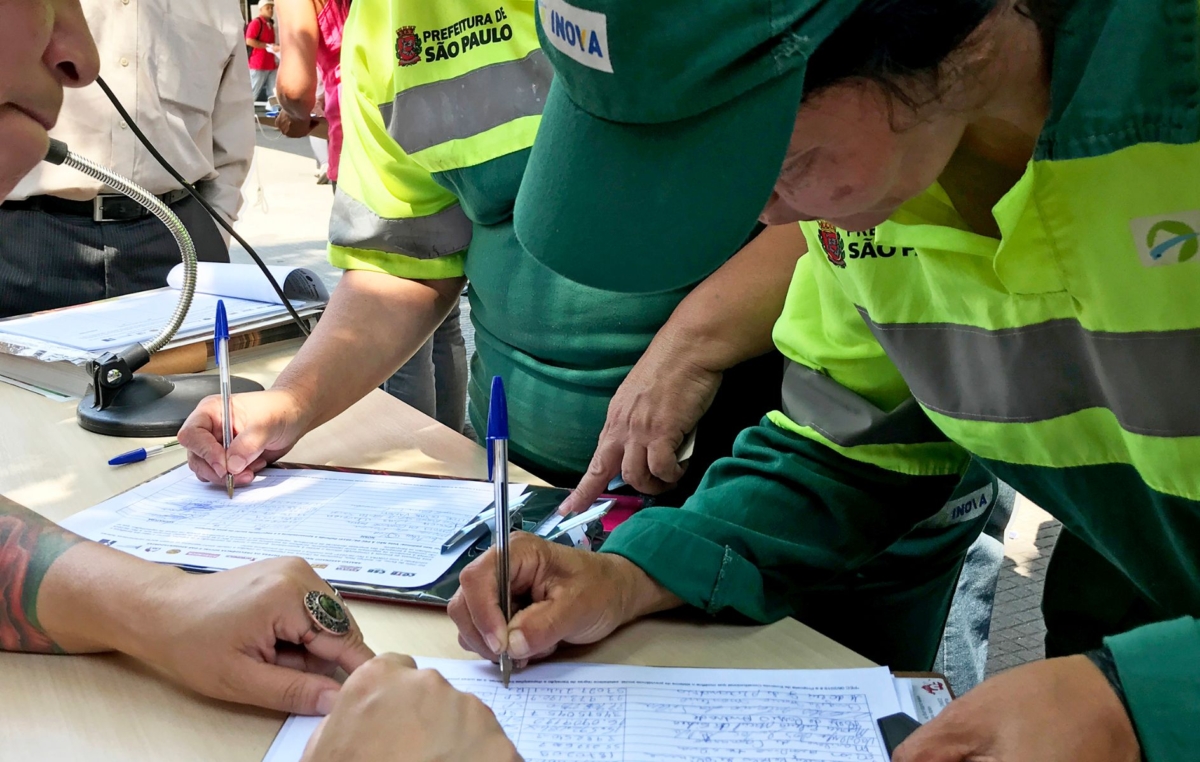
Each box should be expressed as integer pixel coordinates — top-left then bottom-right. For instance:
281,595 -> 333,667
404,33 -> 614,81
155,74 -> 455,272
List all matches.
43,138 -> 263,437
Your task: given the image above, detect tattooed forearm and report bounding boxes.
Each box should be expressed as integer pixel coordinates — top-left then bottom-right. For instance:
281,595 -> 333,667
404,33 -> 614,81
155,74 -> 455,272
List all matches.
0,496 -> 84,653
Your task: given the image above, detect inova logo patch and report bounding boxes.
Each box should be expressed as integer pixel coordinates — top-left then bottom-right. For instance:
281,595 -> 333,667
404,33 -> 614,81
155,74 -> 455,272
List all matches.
537,0 -> 612,73
1130,211 -> 1200,267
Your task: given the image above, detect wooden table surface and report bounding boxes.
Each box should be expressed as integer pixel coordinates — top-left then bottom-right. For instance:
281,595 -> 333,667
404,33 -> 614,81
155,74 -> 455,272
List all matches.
0,351 -> 871,761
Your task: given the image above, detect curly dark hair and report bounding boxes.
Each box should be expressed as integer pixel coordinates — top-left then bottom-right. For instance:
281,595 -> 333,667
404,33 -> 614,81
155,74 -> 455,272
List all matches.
803,0 -> 1061,110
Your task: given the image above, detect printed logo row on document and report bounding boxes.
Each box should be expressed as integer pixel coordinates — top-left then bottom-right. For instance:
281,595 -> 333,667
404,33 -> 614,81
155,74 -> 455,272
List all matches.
97,540 -> 417,577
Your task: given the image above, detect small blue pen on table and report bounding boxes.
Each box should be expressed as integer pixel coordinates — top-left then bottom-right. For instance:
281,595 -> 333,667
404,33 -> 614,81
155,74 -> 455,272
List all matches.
488,375 -> 513,689
216,300 -> 235,499
108,440 -> 182,466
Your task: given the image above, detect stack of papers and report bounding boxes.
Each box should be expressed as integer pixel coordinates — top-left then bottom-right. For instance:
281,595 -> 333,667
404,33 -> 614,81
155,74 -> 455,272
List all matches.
265,658 -> 946,762
0,263 -> 327,398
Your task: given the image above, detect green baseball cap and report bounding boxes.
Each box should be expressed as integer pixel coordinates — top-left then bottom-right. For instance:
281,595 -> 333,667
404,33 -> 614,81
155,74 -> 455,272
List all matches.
514,0 -> 862,293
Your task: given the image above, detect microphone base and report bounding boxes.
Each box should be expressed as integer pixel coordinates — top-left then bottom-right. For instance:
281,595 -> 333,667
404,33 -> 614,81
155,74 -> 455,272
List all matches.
77,373 -> 264,438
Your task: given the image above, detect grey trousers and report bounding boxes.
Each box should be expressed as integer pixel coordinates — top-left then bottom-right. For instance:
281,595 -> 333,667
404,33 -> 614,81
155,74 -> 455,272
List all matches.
0,194 -> 229,319
382,301 -> 467,433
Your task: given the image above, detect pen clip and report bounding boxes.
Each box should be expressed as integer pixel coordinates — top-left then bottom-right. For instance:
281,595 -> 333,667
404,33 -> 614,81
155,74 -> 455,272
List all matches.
544,500 -> 613,542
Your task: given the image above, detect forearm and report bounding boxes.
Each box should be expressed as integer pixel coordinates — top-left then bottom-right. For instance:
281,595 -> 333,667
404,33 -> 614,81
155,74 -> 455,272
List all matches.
649,223 -> 805,374
275,0 -> 319,118
601,419 -> 965,622
0,496 -> 176,655
272,269 -> 465,432
246,39 -> 269,50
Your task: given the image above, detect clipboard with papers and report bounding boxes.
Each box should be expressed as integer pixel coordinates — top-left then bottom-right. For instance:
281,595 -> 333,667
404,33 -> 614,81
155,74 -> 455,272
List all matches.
60,462 -> 612,607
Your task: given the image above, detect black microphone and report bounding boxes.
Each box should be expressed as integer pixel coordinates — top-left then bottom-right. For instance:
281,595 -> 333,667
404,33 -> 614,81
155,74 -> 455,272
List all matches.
43,138 -> 70,166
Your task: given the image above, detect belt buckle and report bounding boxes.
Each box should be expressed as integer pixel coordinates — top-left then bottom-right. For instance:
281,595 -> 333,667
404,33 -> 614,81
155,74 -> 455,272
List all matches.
93,194 -> 122,223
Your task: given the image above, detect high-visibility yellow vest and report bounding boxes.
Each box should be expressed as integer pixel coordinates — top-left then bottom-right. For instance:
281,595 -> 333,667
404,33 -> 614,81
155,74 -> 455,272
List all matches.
772,2 -> 1200,756
330,0 -> 547,278
331,0 -> 699,475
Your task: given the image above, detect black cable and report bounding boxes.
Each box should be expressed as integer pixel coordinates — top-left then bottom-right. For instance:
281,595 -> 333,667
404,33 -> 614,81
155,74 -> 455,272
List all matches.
94,76 -> 311,336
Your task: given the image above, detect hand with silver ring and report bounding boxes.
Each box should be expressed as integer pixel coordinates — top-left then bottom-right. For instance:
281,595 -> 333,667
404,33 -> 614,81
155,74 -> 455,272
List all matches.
113,556 -> 374,715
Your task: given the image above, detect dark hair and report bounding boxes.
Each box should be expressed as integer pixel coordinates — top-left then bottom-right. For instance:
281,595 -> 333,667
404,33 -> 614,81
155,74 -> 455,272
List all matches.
803,0 -> 1057,109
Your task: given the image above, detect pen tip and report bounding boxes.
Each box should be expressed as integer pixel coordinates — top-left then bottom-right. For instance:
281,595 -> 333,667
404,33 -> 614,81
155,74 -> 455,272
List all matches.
226,477 -> 234,499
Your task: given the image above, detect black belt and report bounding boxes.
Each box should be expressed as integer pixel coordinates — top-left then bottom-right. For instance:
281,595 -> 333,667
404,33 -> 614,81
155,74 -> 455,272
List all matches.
2,188 -> 192,222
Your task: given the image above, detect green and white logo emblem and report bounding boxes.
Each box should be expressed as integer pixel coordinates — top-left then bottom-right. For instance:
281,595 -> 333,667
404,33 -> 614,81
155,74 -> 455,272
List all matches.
1130,211 -> 1200,267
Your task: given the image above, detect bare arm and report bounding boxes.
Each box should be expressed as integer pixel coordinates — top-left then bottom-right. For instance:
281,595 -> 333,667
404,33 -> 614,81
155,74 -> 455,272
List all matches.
560,223 -> 807,513
0,495 -> 87,652
0,495 -> 380,713
643,222 -> 806,377
274,270 -> 466,431
275,0 -> 319,119
180,270 -> 466,485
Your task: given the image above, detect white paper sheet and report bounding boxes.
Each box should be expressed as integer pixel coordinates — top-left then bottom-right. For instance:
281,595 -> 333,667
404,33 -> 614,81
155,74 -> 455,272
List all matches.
263,657 -> 903,762
166,263 -> 329,304
0,289 -> 311,352
62,466 -> 527,589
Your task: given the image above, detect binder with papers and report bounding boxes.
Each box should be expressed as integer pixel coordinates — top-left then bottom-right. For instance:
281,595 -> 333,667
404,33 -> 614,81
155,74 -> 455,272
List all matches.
0,263 -> 327,398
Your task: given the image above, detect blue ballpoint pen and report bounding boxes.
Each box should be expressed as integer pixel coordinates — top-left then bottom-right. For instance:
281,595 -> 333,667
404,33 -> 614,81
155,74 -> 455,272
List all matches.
108,440 -> 182,466
215,300 -> 234,499
487,375 -> 513,688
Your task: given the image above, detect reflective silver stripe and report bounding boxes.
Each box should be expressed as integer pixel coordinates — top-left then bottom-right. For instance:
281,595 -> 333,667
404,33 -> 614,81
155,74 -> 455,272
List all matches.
378,49 -> 551,155
780,360 -> 947,447
857,307 -> 1200,437
329,188 -> 472,259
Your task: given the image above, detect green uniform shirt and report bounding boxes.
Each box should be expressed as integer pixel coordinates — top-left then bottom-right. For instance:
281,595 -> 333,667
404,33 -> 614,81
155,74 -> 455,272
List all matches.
603,0 -> 1200,756
335,0 -> 698,475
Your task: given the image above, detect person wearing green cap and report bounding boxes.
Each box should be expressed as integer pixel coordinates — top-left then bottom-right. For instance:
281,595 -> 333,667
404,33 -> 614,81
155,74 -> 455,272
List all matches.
178,0 -> 797,504
183,0 -> 1006,694
447,0 -> 1200,758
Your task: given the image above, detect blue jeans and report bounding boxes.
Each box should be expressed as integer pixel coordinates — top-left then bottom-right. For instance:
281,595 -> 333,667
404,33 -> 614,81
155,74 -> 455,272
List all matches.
249,68 -> 277,102
382,302 -> 467,433
932,480 -> 1017,694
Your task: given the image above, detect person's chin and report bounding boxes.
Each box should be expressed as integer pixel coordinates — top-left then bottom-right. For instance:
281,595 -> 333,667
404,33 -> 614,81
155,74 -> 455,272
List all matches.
0,107 -> 51,198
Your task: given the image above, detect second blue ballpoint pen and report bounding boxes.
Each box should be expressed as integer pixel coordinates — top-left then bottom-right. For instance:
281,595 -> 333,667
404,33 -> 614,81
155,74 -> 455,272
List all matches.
215,300 -> 235,499
488,375 -> 513,688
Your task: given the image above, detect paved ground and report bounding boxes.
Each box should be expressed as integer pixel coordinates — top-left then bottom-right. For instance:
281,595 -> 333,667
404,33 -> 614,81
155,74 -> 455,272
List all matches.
235,137 -> 1061,679
985,497 -> 1061,678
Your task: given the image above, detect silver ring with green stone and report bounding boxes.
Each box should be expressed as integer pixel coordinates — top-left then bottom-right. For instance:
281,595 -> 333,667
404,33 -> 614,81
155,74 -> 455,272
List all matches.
305,590 -> 351,636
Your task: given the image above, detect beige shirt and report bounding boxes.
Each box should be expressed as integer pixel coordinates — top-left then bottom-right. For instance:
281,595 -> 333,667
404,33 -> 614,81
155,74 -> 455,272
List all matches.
10,0 -> 255,224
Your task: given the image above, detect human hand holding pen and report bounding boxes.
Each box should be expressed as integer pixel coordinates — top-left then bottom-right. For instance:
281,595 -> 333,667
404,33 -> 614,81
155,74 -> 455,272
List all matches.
179,389 -> 310,486
448,533 -> 681,667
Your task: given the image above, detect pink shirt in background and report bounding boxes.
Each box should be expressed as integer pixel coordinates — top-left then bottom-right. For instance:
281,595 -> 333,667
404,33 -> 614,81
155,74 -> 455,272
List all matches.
316,0 -> 350,182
